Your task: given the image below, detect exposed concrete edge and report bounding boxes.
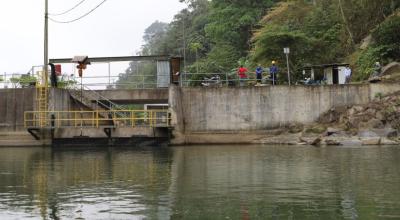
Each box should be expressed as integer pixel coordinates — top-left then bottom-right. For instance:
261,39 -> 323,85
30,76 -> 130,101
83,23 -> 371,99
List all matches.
170,132 -> 278,145
0,143 -> 48,147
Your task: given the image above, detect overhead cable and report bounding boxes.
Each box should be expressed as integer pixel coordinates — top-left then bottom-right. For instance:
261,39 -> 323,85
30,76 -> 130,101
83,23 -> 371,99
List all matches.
49,0 -> 107,24
48,0 -> 87,16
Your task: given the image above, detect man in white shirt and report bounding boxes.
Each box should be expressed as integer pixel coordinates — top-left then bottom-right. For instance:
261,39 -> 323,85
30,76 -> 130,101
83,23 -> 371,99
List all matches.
344,66 -> 352,83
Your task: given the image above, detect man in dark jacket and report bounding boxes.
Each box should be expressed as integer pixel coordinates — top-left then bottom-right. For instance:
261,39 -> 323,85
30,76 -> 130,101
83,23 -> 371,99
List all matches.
269,61 -> 278,85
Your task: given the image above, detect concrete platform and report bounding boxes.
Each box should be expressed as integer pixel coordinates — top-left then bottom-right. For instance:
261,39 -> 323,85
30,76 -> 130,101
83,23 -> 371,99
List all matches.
0,132 -> 46,147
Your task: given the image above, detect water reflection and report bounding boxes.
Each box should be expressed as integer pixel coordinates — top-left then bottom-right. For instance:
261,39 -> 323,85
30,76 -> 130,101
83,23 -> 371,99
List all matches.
0,145 -> 399,219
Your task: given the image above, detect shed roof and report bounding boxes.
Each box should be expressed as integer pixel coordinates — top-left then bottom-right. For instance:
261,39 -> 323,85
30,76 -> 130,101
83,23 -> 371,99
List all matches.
303,63 -> 349,69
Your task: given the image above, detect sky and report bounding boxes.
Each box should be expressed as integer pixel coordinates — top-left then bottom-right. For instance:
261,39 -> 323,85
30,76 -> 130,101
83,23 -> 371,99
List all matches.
0,0 -> 185,81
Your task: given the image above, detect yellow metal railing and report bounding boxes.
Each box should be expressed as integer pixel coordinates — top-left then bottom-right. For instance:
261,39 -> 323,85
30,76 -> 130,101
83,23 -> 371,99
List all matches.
24,110 -> 171,129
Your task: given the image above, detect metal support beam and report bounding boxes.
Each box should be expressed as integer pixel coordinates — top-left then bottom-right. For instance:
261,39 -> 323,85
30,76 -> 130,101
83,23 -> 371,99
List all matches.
28,128 -> 41,140
49,55 -> 177,64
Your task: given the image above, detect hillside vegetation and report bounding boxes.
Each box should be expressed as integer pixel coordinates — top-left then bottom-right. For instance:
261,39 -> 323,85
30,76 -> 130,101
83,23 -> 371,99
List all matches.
118,0 -> 400,85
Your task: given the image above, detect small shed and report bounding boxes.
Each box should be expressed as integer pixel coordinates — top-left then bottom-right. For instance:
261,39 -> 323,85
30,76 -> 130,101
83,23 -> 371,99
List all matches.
303,63 -> 349,85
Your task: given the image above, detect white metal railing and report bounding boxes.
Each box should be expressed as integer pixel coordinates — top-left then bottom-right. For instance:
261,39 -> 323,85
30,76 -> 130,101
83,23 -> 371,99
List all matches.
1,69 -> 280,90
179,72 -> 276,87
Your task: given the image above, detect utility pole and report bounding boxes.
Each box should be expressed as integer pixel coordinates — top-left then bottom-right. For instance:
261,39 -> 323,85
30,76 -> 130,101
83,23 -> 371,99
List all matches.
284,47 -> 291,86
44,0 -> 49,77
182,19 -> 186,86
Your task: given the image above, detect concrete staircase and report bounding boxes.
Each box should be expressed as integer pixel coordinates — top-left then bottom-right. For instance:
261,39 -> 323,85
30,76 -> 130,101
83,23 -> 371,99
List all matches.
68,85 -> 129,119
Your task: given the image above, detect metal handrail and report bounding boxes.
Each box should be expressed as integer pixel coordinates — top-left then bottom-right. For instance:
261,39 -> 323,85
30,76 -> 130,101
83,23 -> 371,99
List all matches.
24,110 -> 171,128
68,83 -> 128,112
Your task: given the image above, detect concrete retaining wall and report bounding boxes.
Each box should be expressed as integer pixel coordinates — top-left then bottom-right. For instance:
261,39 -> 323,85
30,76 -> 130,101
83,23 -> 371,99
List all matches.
95,89 -> 169,104
49,88 -> 75,111
169,83 -> 400,144
0,88 -> 78,132
0,89 -> 35,132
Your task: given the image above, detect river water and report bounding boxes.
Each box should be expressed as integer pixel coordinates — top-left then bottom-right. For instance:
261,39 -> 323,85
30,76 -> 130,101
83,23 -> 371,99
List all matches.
0,145 -> 399,220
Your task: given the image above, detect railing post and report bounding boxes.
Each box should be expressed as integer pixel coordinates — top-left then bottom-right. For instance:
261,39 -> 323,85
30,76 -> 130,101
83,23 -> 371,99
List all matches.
57,112 -> 60,128
131,110 -> 136,128
96,111 -> 99,128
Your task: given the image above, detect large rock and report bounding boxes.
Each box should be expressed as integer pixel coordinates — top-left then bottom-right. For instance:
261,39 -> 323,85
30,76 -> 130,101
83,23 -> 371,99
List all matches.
322,136 -> 363,146
340,138 -> 362,146
358,129 -> 398,138
324,138 -> 341,146
364,108 -> 377,116
381,62 -> 400,76
288,123 -> 304,134
305,124 -> 327,134
348,115 -> 370,128
358,130 -> 379,138
376,111 -> 385,121
299,136 -> 321,145
360,35 -> 372,50
381,138 -> 400,145
326,127 -> 342,135
348,106 -> 364,116
340,138 -> 363,146
360,119 -> 384,129
360,137 -> 381,145
374,128 -> 398,138
258,133 -> 301,145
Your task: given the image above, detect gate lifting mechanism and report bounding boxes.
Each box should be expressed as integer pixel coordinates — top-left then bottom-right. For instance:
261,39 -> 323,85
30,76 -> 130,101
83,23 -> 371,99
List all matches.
72,56 -> 90,77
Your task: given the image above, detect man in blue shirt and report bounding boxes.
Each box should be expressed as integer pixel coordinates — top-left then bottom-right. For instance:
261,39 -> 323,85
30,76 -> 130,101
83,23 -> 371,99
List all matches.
255,64 -> 263,85
270,61 -> 278,85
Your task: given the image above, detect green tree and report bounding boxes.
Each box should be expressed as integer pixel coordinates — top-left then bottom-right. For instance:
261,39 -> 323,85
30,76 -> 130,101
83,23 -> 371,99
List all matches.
251,0 -> 400,82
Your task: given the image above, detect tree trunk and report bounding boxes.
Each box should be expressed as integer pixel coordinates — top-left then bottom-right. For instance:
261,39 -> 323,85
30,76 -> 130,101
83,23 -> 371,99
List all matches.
338,0 -> 356,46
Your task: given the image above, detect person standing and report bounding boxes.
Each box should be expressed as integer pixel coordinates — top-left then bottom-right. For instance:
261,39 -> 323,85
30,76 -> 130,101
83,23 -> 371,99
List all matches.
237,65 -> 248,87
269,61 -> 278,85
373,62 -> 382,77
255,64 -> 263,85
344,66 -> 352,83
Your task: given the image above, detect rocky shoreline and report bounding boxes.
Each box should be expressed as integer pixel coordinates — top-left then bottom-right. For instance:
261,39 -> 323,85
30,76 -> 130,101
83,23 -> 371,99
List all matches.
255,91 -> 400,146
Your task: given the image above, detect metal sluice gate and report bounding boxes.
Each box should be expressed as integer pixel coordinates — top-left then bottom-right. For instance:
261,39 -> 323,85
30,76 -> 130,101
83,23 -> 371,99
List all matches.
24,110 -> 171,129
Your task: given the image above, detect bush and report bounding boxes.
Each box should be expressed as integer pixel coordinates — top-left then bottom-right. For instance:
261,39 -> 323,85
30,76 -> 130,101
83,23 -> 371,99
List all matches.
372,15 -> 400,60
9,75 -> 37,88
354,15 -> 400,80
57,79 -> 77,89
355,47 -> 384,80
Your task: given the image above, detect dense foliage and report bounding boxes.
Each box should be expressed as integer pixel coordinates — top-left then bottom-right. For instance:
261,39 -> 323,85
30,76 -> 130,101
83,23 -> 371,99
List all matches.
252,0 -> 399,81
118,0 -> 399,85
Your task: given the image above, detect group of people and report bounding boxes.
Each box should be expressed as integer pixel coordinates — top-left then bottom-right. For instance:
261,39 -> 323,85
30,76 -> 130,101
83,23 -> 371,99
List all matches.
237,61 -> 279,86
237,61 -> 383,86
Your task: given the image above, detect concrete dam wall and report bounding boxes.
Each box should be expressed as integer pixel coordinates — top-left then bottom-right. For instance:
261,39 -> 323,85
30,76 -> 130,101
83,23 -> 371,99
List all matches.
0,89 -> 35,132
169,83 -> 400,144
1,83 -> 399,145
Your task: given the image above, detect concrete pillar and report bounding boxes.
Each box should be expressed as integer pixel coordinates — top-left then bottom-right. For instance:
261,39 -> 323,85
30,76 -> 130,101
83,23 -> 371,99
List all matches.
168,85 -> 186,145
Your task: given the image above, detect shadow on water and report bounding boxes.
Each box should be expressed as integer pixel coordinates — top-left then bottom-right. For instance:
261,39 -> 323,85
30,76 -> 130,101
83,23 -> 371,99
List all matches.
0,145 -> 399,219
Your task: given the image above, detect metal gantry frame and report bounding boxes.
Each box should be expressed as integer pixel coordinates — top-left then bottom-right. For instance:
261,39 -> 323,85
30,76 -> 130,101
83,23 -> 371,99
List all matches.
24,59 -> 172,130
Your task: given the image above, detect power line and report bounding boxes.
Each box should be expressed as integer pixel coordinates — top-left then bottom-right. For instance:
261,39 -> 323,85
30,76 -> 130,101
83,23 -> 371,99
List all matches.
48,0 -> 87,16
49,0 -> 107,24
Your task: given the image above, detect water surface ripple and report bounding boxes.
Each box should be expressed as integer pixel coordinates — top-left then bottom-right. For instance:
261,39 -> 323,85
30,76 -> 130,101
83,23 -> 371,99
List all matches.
0,145 -> 399,219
